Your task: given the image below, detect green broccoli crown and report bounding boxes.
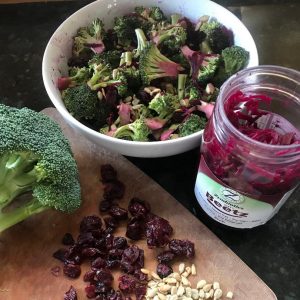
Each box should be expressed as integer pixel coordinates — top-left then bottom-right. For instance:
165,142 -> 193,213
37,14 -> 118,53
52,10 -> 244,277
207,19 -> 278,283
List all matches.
197,54 -> 221,84
57,67 -> 90,90
200,21 -> 231,54
0,104 -> 81,232
89,50 -> 122,69
139,43 -> 184,85
178,114 -> 206,137
113,118 -> 150,141
149,7 -> 166,22
88,62 -> 112,90
222,45 -> 250,76
62,84 -> 99,120
148,93 -> 180,119
185,81 -> 202,101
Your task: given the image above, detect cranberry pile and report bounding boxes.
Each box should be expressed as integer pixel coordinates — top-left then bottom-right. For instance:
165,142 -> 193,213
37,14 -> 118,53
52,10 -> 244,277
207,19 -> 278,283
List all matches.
55,164 -> 195,300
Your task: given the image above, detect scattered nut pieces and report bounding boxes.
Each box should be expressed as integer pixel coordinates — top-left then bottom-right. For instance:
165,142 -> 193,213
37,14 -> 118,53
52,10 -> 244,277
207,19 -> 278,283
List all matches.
145,264 -> 234,300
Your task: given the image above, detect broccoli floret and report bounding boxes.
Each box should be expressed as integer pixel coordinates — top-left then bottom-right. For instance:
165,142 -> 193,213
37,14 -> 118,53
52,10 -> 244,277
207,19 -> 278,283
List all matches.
199,21 -> 231,54
152,25 -> 187,51
148,92 -> 180,119
185,80 -> 202,101
57,67 -> 90,90
0,105 -> 81,232
119,51 -> 133,67
134,28 -> 148,58
134,6 -> 166,22
113,15 -> 151,48
170,13 -> 182,25
90,50 -> 122,69
222,45 -> 250,76
170,52 -> 190,71
62,84 -> 100,120
178,114 -> 206,137
73,18 -> 106,57
113,118 -> 150,141
197,54 -> 221,84
139,43 -> 184,85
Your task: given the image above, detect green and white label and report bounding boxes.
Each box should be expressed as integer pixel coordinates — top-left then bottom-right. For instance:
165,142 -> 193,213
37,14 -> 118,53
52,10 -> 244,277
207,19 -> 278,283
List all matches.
195,172 -> 275,228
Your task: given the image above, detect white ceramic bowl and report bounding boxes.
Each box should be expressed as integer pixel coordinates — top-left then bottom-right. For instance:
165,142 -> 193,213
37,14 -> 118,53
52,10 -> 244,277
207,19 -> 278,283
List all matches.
42,0 -> 258,157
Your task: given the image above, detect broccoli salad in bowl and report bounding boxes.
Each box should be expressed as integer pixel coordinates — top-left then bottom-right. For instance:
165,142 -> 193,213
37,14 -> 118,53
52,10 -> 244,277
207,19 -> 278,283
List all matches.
57,6 -> 250,142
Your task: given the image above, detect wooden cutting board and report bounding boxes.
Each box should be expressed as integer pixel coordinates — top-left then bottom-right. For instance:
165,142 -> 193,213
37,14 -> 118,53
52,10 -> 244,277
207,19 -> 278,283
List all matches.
0,108 -> 277,300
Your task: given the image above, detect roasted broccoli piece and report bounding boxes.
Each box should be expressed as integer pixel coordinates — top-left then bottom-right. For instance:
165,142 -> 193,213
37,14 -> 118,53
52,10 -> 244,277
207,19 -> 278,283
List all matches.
148,92 -> 180,119
222,45 -> 250,76
178,114 -> 206,137
199,21 -> 231,54
57,67 -> 90,90
0,104 -> 81,232
139,43 -> 184,84
113,118 -> 150,141
73,18 -> 106,57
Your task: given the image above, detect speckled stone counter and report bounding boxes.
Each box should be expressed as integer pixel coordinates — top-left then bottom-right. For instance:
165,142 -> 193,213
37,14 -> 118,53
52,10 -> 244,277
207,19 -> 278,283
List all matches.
0,1 -> 299,299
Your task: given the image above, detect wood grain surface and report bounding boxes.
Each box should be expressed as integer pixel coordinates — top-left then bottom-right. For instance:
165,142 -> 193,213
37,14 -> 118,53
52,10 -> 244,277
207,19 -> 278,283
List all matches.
0,108 -> 277,300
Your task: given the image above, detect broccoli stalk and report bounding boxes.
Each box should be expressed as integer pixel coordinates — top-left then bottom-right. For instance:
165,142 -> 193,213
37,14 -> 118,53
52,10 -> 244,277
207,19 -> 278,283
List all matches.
0,105 -> 81,232
178,74 -> 187,100
134,29 -> 148,58
171,13 -> 181,25
119,51 -> 133,67
139,43 -> 184,84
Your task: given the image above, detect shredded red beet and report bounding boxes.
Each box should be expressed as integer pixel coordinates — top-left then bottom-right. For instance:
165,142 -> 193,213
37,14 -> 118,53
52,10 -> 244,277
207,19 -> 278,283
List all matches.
203,90 -> 300,195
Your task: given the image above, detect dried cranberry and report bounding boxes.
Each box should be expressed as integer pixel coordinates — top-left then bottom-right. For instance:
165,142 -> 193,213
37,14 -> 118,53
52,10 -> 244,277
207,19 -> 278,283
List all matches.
108,248 -> 124,259
107,290 -> 123,300
105,233 -> 114,250
104,217 -> 119,230
91,257 -> 107,270
51,265 -> 61,277
95,269 -> 114,286
63,264 -> 81,279
106,259 -> 121,269
95,281 -> 111,293
95,237 -> 107,251
169,239 -> 195,258
109,206 -> 128,220
118,274 -> 136,293
124,297 -> 132,300
156,263 -> 173,278
82,247 -> 102,258
128,198 -> 151,217
133,269 -> 147,281
157,251 -> 175,264
136,90 -> 152,105
64,285 -> 77,300
100,200 -> 113,212
134,282 -> 147,300
120,245 -> 144,274
53,248 -> 68,263
80,215 -> 102,233
101,164 -> 118,182
85,284 -> 96,299
62,233 -> 75,246
84,270 -> 96,282
113,237 -> 128,249
96,295 -> 108,300
126,216 -> 145,241
145,215 -> 173,248
105,227 -> 115,235
103,180 -> 125,200
77,232 -> 96,247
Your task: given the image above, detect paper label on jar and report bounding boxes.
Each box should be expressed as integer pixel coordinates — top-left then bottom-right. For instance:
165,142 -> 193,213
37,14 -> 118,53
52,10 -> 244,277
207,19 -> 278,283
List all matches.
194,157 -> 294,228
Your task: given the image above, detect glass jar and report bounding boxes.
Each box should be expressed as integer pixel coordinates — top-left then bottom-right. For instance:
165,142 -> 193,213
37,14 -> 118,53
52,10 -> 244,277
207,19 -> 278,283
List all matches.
194,65 -> 300,229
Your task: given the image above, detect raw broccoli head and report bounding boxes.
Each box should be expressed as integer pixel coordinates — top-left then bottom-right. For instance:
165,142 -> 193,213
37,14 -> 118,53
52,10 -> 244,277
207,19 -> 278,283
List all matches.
222,45 -> 250,76
134,6 -> 166,22
113,118 -> 150,141
185,81 -> 202,101
200,21 -> 232,54
139,43 -> 184,85
73,18 -> 106,57
90,50 -> 122,69
178,114 -> 206,137
0,104 -> 81,232
148,92 -> 180,119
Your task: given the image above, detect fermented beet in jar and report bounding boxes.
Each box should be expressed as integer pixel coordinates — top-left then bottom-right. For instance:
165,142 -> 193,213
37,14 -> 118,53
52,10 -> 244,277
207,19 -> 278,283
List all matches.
195,66 -> 300,228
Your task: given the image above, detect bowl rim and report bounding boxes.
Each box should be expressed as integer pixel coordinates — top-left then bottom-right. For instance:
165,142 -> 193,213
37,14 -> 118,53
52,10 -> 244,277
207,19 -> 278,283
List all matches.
42,0 -> 259,148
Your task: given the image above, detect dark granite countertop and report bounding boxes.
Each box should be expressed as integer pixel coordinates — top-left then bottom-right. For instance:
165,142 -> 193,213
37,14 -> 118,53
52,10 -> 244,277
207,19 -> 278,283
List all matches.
0,1 -> 299,299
